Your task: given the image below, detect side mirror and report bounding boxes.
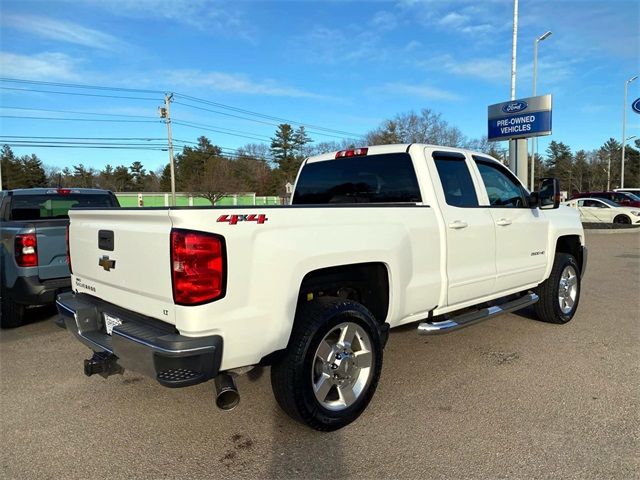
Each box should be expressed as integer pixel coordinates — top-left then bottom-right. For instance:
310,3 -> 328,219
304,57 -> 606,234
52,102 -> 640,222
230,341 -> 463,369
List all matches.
527,191 -> 539,208
537,177 -> 560,209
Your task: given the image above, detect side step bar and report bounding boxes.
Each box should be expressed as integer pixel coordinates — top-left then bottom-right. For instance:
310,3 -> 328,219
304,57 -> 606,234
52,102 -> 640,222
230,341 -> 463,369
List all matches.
418,293 -> 539,335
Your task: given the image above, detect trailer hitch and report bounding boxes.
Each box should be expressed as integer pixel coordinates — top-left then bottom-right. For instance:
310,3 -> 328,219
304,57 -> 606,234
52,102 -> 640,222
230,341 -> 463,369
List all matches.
84,352 -> 124,378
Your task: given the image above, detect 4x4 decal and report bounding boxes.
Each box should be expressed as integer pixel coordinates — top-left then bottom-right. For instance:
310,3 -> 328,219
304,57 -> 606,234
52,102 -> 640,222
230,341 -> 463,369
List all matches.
217,214 -> 268,225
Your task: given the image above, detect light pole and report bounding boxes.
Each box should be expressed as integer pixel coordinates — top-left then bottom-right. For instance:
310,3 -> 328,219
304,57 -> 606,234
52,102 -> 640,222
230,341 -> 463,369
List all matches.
621,75 -> 638,188
530,31 -> 552,190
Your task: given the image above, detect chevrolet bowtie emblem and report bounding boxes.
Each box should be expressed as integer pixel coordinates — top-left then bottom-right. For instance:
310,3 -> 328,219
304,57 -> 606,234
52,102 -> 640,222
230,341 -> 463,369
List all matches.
98,255 -> 116,271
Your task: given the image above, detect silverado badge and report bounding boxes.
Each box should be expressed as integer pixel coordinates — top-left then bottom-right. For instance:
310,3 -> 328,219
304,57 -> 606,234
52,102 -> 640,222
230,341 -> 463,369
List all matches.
98,255 -> 116,271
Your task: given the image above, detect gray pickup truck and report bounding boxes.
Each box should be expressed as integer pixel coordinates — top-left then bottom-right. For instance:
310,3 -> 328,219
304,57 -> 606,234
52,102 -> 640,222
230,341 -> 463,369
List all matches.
1,188 -> 119,328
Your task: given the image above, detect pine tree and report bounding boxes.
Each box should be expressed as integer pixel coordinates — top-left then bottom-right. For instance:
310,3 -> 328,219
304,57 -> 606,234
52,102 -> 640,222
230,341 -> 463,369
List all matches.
21,154 -> 47,187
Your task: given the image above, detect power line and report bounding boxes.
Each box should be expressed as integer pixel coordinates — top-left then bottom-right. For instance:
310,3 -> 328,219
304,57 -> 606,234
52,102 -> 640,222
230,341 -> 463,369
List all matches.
173,119 -> 271,142
0,77 -> 165,94
176,93 -> 363,138
0,77 -> 363,139
0,115 -> 160,123
5,140 -> 171,146
0,86 -> 160,101
2,143 -> 169,150
173,100 -> 355,140
0,135 -> 196,143
0,105 -> 156,119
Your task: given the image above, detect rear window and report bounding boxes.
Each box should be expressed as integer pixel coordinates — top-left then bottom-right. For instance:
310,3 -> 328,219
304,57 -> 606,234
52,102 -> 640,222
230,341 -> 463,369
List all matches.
10,193 -> 119,220
292,153 -> 422,204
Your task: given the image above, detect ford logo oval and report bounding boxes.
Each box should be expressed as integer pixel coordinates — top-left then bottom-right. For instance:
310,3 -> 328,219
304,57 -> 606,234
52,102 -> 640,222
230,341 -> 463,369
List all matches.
632,97 -> 640,114
502,101 -> 528,114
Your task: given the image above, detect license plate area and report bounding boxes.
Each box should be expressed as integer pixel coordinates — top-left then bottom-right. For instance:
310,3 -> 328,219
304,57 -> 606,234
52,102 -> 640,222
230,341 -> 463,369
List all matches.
103,313 -> 122,335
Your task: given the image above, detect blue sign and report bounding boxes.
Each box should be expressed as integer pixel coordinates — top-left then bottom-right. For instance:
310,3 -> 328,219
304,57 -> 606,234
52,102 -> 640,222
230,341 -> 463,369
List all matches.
633,97 -> 640,114
488,111 -> 552,141
501,101 -> 528,114
488,94 -> 552,142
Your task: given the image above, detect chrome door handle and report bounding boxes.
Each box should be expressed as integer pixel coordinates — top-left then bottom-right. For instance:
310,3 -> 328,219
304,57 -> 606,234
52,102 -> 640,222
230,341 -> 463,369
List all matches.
496,218 -> 512,226
448,220 -> 468,229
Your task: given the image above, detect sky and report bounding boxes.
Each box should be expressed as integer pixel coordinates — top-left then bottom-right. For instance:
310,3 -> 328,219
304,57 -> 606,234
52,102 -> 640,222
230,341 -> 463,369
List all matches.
0,0 -> 639,172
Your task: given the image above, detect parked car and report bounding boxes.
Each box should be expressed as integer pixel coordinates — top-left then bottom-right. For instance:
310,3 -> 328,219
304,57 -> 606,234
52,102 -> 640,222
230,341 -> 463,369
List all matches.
563,197 -> 640,225
0,188 -> 120,328
57,144 -> 586,431
614,187 -> 640,197
569,190 -> 640,208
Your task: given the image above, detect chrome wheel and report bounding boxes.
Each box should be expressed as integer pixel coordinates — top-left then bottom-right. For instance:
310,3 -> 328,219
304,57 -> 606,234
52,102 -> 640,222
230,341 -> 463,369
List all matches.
558,265 -> 578,314
312,322 -> 373,411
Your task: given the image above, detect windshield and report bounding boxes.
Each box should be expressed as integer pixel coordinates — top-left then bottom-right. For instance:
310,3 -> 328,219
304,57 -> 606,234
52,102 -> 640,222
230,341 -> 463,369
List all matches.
623,192 -> 640,201
9,193 -> 119,220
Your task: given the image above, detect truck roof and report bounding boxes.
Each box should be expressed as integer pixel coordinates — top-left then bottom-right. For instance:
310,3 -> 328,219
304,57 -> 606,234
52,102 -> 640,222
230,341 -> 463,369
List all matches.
2,188 -> 113,196
305,143 -> 500,164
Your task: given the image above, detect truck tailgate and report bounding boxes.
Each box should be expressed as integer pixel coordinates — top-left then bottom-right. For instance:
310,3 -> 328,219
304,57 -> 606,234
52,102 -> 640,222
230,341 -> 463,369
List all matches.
36,221 -> 70,280
68,209 -> 176,324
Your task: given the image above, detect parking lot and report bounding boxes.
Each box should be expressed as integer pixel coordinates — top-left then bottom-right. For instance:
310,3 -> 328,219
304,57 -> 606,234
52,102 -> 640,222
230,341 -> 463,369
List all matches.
1,231 -> 638,479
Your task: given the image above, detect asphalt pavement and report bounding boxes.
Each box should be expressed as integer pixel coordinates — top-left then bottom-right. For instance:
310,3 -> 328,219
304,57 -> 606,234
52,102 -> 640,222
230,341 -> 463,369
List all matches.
1,231 -> 638,479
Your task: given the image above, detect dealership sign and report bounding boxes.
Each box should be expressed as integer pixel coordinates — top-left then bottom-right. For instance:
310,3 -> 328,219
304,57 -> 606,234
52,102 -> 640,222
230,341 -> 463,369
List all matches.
488,94 -> 552,142
632,97 -> 640,114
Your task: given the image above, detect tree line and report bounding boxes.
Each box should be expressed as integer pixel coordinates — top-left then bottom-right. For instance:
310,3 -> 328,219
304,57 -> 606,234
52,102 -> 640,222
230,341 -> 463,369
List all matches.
2,108 -> 639,197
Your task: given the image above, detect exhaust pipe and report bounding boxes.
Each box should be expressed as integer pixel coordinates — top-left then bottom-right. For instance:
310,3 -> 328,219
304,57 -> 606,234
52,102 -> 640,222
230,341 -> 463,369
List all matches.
214,374 -> 240,410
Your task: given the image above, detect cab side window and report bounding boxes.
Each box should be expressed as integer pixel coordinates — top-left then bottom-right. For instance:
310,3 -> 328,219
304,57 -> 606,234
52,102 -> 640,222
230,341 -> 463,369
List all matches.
473,157 -> 528,208
432,152 -> 479,207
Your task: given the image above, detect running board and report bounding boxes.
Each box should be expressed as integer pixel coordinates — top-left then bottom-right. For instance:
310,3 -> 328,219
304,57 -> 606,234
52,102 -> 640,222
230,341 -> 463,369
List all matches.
417,293 -> 539,335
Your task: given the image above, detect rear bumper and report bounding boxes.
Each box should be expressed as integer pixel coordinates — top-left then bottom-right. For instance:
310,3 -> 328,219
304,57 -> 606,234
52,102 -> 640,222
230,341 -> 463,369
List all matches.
56,292 -> 222,388
8,275 -> 71,306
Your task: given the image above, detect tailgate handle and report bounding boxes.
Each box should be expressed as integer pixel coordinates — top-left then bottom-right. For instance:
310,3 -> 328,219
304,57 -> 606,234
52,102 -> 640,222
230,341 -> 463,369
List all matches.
98,230 -> 114,251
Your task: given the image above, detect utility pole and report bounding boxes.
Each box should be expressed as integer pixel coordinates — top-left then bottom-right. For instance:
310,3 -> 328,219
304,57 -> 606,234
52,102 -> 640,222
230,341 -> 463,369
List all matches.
621,75 -> 638,188
159,93 -> 176,206
530,31 -> 552,190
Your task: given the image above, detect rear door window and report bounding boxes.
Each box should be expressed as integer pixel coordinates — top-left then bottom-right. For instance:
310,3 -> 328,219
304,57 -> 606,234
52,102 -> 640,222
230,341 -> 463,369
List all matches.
292,153 -> 422,204
10,193 -> 119,220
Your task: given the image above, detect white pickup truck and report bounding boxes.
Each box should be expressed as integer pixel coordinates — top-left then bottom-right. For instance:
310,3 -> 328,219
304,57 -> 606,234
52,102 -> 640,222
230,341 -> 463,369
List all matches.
57,144 -> 586,431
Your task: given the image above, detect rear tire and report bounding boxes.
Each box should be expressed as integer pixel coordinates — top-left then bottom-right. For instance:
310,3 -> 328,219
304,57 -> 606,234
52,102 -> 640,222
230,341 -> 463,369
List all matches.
534,253 -> 580,324
613,215 -> 631,225
271,297 -> 383,431
1,288 -> 25,329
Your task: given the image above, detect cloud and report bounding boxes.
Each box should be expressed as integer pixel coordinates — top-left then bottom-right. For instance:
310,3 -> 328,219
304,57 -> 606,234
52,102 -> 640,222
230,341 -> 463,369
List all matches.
371,10 -> 399,31
370,82 -> 461,101
439,12 -> 469,28
422,55 -> 510,81
2,14 -> 124,51
0,52 -> 81,81
295,27 -> 386,65
79,0 -> 256,41
164,70 -> 330,100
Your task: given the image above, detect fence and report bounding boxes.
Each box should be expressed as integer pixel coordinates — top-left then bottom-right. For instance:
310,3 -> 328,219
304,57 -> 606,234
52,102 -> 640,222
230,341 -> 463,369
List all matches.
115,192 -> 284,207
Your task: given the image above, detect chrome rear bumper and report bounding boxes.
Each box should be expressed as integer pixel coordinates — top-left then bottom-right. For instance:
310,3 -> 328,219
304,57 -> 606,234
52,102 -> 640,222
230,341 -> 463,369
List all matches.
56,291 -> 222,388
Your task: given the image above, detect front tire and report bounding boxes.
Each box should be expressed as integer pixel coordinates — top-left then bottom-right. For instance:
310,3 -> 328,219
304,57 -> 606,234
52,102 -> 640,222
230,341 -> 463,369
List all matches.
613,215 -> 631,225
534,253 -> 581,324
271,297 -> 383,431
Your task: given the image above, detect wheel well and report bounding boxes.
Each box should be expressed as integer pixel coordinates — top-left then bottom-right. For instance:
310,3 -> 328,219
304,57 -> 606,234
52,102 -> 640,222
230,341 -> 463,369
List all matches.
555,235 -> 583,272
297,263 -> 390,324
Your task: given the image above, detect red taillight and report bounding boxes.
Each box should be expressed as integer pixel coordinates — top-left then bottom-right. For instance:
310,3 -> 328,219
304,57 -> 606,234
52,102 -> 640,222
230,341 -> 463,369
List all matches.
57,188 -> 71,195
15,233 -> 38,267
335,148 -> 368,159
171,229 -> 226,305
66,225 -> 72,273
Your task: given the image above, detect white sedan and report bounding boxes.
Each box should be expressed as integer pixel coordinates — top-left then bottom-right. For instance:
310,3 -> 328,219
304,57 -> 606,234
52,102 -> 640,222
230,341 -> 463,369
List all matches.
564,197 -> 640,225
